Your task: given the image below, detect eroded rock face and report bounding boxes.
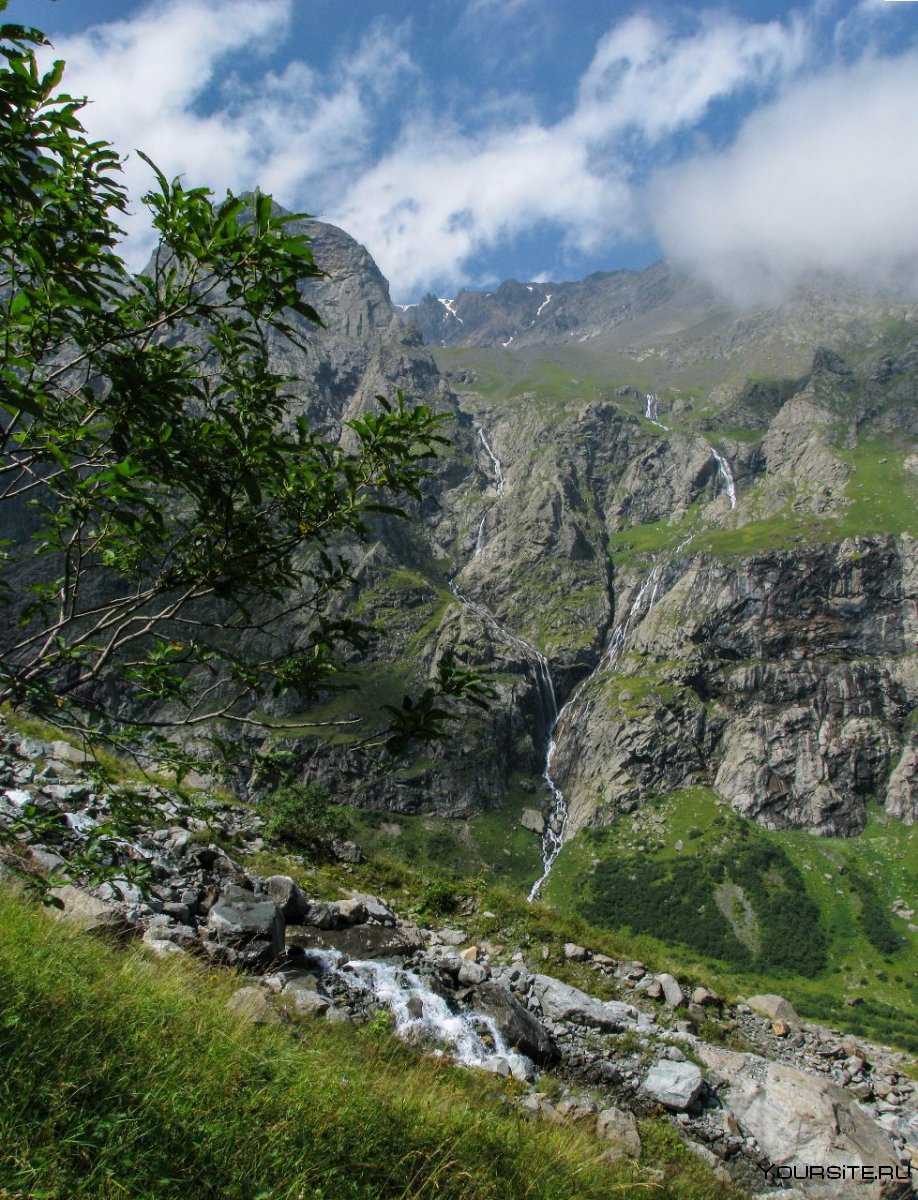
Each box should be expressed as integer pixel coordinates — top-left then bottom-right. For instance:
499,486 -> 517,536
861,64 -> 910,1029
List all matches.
698,1045 -> 904,1200
553,535 -> 917,838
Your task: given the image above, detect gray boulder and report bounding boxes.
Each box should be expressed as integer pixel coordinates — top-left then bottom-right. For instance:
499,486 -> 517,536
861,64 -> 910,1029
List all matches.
643,1060 -> 705,1111
699,1045 -> 902,1199
595,1107 -> 642,1158
657,973 -> 686,1008
472,980 -> 559,1065
746,994 -> 801,1024
262,875 -> 309,923
529,974 -> 645,1031
204,885 -> 284,968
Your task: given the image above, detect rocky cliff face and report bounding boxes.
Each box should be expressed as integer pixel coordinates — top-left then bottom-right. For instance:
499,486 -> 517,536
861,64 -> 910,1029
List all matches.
253,224 -> 917,847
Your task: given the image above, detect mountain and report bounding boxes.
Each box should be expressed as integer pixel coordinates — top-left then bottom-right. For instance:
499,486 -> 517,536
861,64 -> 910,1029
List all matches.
279,227 -> 916,842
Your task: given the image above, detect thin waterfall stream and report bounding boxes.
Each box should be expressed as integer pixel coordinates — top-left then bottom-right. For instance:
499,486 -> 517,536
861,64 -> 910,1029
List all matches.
455,407 -> 736,901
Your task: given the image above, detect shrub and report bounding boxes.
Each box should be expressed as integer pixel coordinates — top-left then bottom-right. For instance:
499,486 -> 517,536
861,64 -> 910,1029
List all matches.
256,783 -> 351,858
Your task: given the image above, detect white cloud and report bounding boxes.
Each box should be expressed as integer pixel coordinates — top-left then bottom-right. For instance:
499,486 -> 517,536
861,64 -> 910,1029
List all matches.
42,0 -> 406,268
332,10 -> 809,297
650,52 -> 918,304
35,0 -> 918,303
570,11 -> 807,145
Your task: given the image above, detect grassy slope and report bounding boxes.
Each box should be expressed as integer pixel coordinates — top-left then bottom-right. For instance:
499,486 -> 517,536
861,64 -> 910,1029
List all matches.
543,788 -> 918,1052
0,890 -> 746,1200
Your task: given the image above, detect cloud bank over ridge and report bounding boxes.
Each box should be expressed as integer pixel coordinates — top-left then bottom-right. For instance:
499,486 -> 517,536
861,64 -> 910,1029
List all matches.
32,0 -> 918,304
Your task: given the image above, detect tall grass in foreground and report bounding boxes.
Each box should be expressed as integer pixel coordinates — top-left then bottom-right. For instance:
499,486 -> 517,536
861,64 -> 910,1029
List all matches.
0,890 -> 744,1200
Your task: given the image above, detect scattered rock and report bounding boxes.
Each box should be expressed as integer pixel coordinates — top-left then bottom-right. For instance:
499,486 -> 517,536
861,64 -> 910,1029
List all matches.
595,1106 -> 641,1158
643,1060 -> 705,1111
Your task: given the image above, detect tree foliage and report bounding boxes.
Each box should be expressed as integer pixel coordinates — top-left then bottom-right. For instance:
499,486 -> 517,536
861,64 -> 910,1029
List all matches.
0,14 -> 492,778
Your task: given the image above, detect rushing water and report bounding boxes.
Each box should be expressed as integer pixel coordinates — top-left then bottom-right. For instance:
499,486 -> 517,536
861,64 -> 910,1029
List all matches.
309,950 -> 532,1078
478,428 -> 505,496
707,443 -> 738,508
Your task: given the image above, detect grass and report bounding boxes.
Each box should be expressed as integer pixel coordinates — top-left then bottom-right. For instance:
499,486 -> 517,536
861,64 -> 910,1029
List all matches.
0,889 -> 747,1200
542,788 -> 918,1052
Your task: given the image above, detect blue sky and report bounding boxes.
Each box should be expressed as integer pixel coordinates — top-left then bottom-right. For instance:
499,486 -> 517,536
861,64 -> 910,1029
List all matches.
8,0 -> 918,303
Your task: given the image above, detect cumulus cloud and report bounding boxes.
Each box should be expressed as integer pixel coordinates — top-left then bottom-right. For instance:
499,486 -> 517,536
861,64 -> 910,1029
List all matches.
42,0 -> 410,268
650,52 -> 918,304
34,0 -> 918,302
333,11 -> 807,296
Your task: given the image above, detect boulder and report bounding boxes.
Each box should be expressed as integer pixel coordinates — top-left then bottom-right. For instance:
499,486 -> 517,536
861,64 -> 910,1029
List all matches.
457,960 -> 488,986
691,987 -> 721,1007
529,974 -> 645,1031
698,1045 -> 902,1199
286,920 -> 424,960
336,898 -> 368,925
643,1060 -> 705,1111
471,980 -> 559,1065
49,884 -> 133,938
746,994 -> 801,1025
226,986 -> 281,1025
262,876 -> 309,923
563,942 -> 589,961
521,808 -> 545,834
205,885 -> 284,968
657,973 -> 686,1008
595,1107 -> 641,1158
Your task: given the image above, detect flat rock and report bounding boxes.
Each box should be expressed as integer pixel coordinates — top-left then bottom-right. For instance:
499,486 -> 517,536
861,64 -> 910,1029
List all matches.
286,920 -> 423,960
643,1060 -> 705,1111
698,1044 -> 901,1199
530,973 -> 645,1031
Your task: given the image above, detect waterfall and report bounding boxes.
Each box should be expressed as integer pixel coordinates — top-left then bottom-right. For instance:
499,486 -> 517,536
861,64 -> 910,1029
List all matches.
707,443 -> 737,509
644,392 -> 666,428
602,566 -> 663,670
478,428 -> 505,495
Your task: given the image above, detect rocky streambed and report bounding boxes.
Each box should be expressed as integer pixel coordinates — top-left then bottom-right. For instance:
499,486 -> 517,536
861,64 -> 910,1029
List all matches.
1,721 -> 915,1200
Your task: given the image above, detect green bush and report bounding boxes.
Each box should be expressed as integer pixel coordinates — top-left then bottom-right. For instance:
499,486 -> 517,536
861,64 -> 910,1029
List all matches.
256,783 -> 351,858
416,877 -> 461,917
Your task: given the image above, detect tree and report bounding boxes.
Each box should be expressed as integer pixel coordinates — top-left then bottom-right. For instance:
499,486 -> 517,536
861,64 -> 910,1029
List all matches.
0,11 -> 492,788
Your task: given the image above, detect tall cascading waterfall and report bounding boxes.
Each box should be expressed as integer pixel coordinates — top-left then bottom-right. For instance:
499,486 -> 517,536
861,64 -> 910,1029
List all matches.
473,428 -> 505,557
641,393 -> 738,510
450,426 -> 570,900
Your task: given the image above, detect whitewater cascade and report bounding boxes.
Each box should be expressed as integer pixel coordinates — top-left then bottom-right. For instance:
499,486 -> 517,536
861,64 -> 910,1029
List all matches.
309,951 -> 533,1079
644,392 -> 665,427
478,428 -> 505,496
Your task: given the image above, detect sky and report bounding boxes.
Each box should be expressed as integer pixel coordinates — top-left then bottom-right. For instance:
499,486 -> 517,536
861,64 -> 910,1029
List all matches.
7,0 -> 918,304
